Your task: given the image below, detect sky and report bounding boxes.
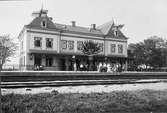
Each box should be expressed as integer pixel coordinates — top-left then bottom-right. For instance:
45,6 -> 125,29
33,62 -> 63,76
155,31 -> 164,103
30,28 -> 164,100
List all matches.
1,0 -> 167,43
1,0 -> 167,64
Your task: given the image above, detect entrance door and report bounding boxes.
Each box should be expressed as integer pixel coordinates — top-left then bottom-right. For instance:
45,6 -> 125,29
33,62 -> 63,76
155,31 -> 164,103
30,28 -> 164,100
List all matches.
34,55 -> 42,66
59,58 -> 66,71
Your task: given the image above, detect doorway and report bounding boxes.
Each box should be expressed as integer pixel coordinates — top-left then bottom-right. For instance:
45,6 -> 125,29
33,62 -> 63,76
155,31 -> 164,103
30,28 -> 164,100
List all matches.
34,55 -> 42,66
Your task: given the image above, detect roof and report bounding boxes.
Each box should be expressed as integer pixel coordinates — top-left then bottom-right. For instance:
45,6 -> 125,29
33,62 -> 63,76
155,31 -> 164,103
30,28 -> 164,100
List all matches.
97,20 -> 114,35
25,10 -> 128,40
26,16 -> 58,31
97,21 -> 128,39
54,23 -> 103,36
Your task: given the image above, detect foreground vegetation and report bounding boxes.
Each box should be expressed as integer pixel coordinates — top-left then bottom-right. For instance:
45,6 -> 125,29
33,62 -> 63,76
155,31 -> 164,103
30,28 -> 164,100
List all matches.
2,90 -> 167,113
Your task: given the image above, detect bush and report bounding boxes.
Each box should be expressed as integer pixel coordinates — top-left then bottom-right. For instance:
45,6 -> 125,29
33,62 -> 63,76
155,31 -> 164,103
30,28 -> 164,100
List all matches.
2,90 -> 167,113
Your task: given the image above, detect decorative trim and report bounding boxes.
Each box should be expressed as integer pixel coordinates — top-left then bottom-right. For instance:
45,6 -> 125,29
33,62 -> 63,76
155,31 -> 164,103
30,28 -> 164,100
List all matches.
29,49 -> 57,54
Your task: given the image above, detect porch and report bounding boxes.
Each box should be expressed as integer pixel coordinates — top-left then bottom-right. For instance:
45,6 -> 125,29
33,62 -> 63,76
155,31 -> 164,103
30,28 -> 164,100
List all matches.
25,53 -> 128,71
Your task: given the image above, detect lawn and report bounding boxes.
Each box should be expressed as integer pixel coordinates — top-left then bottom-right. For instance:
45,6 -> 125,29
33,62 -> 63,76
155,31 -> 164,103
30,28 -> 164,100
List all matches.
2,90 -> 167,113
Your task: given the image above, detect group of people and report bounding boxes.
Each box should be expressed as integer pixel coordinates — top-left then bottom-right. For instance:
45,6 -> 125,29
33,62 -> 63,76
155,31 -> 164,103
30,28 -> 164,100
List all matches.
34,65 -> 44,70
97,62 -> 125,72
76,62 -> 125,72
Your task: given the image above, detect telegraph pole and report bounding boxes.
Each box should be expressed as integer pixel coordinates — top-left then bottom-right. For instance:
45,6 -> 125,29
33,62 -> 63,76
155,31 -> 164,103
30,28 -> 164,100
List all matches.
0,46 -> 4,113
0,58 -> 2,113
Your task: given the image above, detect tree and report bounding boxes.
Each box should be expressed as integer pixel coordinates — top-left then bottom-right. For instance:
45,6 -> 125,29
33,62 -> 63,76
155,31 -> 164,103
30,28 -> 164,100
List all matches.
128,42 -> 145,67
81,40 -> 101,71
0,35 -> 18,70
128,36 -> 167,70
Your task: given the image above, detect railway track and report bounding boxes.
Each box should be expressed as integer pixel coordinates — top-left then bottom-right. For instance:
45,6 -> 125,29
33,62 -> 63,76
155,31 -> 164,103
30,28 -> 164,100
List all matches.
1,71 -> 167,82
2,79 -> 165,88
1,71 -> 167,88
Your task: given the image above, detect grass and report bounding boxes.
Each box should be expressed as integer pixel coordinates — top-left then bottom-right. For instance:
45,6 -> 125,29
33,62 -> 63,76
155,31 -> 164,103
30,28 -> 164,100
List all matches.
2,90 -> 167,113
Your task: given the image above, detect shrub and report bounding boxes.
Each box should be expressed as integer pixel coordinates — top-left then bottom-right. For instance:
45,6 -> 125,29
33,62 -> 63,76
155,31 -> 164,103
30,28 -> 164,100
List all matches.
2,90 -> 167,113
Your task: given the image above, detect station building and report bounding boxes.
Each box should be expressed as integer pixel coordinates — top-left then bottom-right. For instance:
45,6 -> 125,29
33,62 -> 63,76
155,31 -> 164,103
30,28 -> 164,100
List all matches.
18,9 -> 128,71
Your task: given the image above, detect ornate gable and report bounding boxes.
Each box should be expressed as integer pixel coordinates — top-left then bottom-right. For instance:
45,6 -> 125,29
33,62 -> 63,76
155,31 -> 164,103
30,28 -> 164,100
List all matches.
97,21 -> 128,40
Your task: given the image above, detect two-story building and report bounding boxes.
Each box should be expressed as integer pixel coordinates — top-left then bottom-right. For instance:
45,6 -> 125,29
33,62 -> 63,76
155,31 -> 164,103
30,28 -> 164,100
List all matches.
18,9 -> 128,71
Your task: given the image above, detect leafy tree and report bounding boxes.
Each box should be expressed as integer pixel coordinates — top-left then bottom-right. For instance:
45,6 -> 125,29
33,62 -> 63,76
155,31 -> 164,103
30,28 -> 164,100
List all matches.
128,36 -> 167,70
0,35 -> 18,70
128,42 -> 145,67
81,40 -> 101,71
82,40 -> 101,56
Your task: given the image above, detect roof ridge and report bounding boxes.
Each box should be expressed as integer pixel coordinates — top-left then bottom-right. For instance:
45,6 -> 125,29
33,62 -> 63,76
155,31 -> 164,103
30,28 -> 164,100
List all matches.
54,22 -> 102,30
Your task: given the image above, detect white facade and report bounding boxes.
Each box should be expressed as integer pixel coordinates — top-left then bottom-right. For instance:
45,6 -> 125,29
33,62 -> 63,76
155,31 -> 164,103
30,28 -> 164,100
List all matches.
18,9 -> 128,71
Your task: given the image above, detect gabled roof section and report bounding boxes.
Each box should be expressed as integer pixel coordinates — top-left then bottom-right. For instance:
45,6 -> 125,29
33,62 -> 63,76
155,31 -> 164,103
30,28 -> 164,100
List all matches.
97,21 -> 114,35
26,16 -> 57,31
97,21 -> 128,40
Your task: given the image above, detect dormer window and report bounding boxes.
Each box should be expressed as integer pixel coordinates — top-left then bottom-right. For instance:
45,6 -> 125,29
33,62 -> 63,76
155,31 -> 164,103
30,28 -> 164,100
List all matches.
41,19 -> 47,28
114,30 -> 118,37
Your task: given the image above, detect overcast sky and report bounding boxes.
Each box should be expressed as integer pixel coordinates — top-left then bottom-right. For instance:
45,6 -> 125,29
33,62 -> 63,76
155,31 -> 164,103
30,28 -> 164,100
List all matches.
1,0 -> 167,44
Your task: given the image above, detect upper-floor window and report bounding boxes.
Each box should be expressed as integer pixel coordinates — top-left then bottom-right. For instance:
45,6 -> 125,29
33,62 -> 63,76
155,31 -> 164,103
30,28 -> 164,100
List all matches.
68,40 -> 74,50
111,44 -> 116,53
99,43 -> 103,52
118,44 -> 123,54
34,37 -> 42,47
77,41 -> 83,50
61,40 -> 67,50
41,20 -> 47,28
46,38 -> 53,48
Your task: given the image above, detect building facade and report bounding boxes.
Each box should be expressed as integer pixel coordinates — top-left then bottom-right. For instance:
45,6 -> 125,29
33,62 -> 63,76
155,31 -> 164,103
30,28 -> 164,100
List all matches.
18,9 -> 128,71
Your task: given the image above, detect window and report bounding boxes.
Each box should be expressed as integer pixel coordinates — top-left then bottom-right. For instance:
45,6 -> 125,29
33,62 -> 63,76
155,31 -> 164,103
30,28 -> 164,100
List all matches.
99,43 -> 103,52
77,41 -> 83,50
114,30 -> 118,37
41,20 -> 47,28
46,38 -> 53,48
118,44 -> 123,53
46,57 -> 53,67
61,40 -> 67,49
111,44 -> 116,53
68,40 -> 74,50
34,37 -> 42,47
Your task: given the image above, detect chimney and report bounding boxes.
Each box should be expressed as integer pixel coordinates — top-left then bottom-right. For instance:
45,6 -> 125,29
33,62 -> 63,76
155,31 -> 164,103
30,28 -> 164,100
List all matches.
71,21 -> 76,27
32,9 -> 48,18
91,24 -> 96,30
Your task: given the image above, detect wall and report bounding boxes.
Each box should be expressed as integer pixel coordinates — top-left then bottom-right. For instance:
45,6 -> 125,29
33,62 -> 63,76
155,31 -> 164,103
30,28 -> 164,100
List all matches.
105,38 -> 127,57
27,32 -> 59,51
18,29 -> 27,70
60,36 -> 104,55
25,31 -> 60,67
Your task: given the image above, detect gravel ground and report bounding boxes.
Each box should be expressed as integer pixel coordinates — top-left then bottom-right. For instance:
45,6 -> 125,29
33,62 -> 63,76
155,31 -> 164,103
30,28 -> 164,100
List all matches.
2,80 -> 167,95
